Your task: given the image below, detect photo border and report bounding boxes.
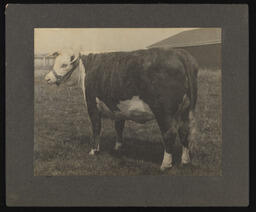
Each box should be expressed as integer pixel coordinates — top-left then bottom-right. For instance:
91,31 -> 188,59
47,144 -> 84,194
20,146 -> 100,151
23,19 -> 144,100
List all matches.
5,4 -> 249,206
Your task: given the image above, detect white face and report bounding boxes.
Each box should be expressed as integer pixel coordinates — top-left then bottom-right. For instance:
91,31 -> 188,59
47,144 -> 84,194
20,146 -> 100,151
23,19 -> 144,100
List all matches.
44,49 -> 79,85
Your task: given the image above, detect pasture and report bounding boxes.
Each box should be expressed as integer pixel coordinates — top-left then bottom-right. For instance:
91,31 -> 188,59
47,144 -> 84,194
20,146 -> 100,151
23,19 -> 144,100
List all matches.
34,68 -> 222,176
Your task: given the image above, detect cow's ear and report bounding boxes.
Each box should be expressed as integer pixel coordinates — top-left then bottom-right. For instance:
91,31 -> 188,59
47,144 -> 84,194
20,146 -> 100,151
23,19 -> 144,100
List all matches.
46,51 -> 60,57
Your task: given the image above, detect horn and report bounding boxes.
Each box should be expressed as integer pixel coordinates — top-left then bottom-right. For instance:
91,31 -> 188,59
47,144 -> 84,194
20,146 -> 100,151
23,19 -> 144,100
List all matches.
46,51 -> 60,58
70,52 -> 80,64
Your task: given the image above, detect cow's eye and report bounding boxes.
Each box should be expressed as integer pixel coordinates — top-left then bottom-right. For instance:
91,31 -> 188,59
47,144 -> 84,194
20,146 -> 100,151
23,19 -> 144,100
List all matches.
61,64 -> 68,68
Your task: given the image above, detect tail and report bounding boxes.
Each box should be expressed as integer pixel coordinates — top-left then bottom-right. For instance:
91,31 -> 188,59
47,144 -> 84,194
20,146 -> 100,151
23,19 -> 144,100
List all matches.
177,48 -> 199,111
188,110 -> 197,148
186,55 -> 199,111
177,49 -> 199,147
187,56 -> 198,148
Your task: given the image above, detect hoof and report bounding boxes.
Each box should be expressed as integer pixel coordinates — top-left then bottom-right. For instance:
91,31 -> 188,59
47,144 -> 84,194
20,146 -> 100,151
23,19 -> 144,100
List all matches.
114,142 -> 122,151
181,160 -> 191,165
160,151 -> 173,171
89,149 -> 99,155
181,163 -> 192,169
181,147 -> 190,165
160,164 -> 172,171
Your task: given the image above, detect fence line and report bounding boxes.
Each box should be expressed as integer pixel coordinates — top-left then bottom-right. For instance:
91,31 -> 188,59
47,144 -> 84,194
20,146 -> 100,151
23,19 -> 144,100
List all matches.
34,55 -> 55,69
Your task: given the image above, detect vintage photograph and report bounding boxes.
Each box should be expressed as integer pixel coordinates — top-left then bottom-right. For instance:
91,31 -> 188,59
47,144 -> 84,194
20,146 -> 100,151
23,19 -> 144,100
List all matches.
34,28 -> 222,176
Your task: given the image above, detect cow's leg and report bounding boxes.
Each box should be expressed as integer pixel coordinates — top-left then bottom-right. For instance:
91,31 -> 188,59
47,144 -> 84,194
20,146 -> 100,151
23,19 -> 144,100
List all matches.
179,110 -> 196,165
152,110 -> 178,171
178,111 -> 190,165
160,118 -> 179,171
89,115 -> 101,155
87,108 -> 102,155
114,120 -> 125,151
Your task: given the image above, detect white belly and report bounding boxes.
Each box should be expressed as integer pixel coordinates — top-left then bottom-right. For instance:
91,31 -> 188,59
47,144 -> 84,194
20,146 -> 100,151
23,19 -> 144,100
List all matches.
96,96 -> 155,123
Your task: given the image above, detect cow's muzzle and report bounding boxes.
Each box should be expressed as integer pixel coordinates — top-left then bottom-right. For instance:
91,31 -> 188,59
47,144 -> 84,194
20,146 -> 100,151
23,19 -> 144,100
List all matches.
44,71 -> 57,85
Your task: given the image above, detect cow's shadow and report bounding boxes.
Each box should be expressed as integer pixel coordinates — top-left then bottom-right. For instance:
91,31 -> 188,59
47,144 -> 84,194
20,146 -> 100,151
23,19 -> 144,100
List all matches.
101,135 -> 182,165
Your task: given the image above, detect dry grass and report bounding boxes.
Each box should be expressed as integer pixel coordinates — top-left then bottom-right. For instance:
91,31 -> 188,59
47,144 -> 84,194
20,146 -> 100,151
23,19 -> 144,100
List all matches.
34,68 -> 222,176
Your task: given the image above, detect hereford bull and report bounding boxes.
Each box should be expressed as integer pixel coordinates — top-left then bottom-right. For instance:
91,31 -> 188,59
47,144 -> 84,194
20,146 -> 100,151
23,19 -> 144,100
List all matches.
44,48 -> 198,171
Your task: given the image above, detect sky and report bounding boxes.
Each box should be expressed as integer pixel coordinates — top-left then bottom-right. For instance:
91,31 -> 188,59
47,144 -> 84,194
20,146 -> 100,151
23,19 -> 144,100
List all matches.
34,28 -> 197,55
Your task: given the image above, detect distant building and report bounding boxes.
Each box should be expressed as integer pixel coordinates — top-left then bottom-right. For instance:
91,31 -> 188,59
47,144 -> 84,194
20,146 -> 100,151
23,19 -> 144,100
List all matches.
148,28 -> 221,69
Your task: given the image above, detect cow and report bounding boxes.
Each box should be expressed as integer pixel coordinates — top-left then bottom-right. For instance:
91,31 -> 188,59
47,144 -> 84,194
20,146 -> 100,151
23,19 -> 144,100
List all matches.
44,47 -> 198,171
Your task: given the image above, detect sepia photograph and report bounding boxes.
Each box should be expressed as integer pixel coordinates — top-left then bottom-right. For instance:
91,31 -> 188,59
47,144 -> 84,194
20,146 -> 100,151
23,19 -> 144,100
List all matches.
34,28 -> 222,176
5,3 -> 250,206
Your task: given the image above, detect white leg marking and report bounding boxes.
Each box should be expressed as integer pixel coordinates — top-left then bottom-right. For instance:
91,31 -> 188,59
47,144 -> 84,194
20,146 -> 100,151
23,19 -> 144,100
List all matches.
89,144 -> 100,155
160,151 -> 173,171
89,149 -> 97,155
181,146 -> 190,164
114,142 -> 122,151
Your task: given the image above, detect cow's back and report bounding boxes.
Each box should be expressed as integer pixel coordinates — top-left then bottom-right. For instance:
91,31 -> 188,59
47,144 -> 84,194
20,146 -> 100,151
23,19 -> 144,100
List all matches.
81,48 -> 198,112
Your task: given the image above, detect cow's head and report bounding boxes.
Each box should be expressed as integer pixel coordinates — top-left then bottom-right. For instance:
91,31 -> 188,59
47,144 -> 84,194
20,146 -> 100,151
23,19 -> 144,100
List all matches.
44,49 -> 80,85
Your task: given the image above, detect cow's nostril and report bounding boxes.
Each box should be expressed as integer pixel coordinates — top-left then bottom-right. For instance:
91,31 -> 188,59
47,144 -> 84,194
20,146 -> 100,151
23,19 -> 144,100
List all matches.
45,78 -> 51,83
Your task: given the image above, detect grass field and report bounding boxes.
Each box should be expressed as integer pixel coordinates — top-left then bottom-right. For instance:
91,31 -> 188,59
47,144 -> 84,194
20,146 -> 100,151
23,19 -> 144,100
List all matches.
34,68 -> 222,176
